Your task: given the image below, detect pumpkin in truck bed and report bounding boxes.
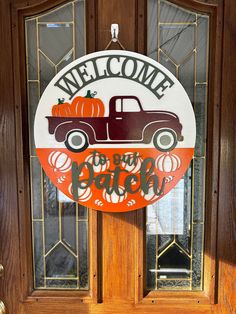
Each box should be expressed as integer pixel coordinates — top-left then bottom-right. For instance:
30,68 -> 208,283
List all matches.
51,90 -> 105,117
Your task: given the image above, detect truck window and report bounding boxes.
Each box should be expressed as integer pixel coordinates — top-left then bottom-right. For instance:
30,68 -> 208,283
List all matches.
122,98 -> 141,112
116,99 -> 122,112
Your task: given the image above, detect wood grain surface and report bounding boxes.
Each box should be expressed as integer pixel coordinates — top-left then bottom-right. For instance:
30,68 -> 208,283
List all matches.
217,0 -> 236,312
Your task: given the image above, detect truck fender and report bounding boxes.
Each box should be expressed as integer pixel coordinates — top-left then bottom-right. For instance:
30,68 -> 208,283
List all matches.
54,121 -> 96,144
142,122 -> 176,143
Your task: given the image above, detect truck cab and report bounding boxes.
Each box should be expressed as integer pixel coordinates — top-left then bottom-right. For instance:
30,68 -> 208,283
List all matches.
47,95 -> 184,153
107,96 -> 144,141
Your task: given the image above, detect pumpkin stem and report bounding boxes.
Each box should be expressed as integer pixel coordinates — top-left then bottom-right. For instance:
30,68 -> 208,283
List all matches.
58,98 -> 65,104
85,90 -> 97,98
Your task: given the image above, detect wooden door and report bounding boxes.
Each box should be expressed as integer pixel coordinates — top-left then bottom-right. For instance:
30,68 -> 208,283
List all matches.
0,0 -> 235,313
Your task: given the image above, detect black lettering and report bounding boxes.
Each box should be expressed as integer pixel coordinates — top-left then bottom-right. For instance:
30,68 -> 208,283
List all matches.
121,57 -> 138,78
54,72 -> 82,99
72,162 -> 94,201
108,167 -> 128,196
75,64 -> 92,84
154,78 -> 174,99
135,63 -> 158,86
107,56 -> 121,76
124,175 -> 140,194
94,173 -> 111,190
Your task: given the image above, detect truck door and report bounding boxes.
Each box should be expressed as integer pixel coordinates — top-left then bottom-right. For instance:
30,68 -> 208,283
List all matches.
108,96 -> 144,141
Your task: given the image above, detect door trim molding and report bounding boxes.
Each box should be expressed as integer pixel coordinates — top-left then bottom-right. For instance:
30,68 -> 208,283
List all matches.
10,0 -> 98,304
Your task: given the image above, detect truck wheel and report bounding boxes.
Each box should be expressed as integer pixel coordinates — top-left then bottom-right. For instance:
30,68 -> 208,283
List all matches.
65,130 -> 89,153
153,129 -> 177,152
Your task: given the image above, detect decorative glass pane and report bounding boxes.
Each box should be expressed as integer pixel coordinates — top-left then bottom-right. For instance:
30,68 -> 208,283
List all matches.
25,0 -> 88,290
159,24 -> 195,64
159,0 -> 195,23
38,3 -> 73,22
38,23 -> 73,65
147,0 -> 209,291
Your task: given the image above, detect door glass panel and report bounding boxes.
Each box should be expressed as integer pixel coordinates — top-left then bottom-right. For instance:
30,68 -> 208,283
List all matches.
25,0 -> 88,290
147,0 -> 209,290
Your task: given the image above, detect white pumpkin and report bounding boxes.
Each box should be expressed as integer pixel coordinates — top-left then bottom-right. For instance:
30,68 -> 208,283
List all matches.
48,151 -> 72,173
68,183 -> 92,202
121,152 -> 143,174
103,186 -> 127,203
155,153 -> 181,173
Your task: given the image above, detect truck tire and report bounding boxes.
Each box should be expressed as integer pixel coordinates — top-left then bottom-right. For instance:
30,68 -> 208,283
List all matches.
65,130 -> 89,153
153,129 -> 177,152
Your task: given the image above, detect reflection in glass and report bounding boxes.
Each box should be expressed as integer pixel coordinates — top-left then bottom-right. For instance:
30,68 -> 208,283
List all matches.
147,0 -> 209,290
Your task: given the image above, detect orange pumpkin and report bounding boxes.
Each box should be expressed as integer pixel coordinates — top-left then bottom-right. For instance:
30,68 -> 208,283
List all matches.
71,90 -> 105,117
51,98 -> 71,117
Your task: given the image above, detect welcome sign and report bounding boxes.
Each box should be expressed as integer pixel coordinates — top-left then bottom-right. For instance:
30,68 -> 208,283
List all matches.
34,51 -> 196,212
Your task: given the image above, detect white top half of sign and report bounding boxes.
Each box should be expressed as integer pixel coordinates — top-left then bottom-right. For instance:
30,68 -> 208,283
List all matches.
34,50 -> 196,149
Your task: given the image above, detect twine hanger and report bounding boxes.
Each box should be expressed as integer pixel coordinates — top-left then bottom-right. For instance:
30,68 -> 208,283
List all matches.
104,24 -> 126,50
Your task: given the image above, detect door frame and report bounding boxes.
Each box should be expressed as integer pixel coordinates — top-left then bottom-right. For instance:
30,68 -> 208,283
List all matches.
10,0 -> 100,304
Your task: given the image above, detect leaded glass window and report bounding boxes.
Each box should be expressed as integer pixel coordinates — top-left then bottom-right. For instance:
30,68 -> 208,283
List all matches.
146,0 -> 209,291
25,0 -> 88,290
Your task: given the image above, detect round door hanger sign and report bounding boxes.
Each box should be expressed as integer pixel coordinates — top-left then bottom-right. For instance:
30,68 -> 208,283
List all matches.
34,50 -> 196,212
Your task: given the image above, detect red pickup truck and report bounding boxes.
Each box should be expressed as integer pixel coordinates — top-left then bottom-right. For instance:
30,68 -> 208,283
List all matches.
47,96 -> 183,153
